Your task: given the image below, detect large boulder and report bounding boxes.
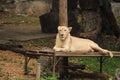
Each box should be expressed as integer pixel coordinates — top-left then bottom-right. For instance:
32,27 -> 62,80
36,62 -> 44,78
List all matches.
15,0 -> 52,17
40,12 -> 59,33
111,2 -> 120,17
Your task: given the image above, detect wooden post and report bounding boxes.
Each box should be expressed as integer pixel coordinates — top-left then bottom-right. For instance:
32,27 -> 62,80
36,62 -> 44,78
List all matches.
24,55 -> 28,75
99,57 -> 103,73
36,63 -> 41,79
59,0 -> 68,26
59,0 -> 68,78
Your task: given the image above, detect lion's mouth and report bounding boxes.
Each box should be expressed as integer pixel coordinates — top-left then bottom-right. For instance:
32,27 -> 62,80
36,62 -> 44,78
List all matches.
60,36 -> 65,40
61,36 -> 65,39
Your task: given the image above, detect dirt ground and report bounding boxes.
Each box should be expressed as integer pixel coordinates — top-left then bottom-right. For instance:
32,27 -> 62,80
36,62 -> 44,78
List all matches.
0,24 -> 56,44
0,50 -> 38,79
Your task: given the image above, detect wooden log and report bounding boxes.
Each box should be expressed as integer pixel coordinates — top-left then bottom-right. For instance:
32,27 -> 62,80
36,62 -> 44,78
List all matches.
0,44 -> 26,55
0,44 -> 23,50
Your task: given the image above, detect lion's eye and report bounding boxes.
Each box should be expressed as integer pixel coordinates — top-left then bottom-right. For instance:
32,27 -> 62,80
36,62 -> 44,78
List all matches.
64,30 -> 66,31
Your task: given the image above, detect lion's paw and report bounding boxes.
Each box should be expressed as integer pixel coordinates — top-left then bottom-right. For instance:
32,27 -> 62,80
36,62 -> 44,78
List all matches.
61,48 -> 70,52
102,50 -> 113,58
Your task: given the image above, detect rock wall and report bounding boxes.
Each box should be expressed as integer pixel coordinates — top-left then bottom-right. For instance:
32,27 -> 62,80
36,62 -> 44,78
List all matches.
111,2 -> 120,17
0,0 -> 52,17
0,0 -> 120,17
15,0 -> 52,17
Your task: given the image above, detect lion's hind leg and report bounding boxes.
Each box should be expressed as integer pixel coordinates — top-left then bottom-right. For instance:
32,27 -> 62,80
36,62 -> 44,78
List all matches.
91,44 -> 113,58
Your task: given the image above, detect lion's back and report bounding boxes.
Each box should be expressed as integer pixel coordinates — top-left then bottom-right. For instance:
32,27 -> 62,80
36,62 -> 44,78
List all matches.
70,36 -> 95,52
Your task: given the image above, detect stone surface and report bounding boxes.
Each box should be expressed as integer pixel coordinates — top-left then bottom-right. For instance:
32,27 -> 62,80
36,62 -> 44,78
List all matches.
111,2 -> 120,17
15,0 -> 52,17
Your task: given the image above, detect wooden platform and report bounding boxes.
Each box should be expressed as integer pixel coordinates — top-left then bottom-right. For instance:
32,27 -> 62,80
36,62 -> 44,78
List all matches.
24,50 -> 120,75
0,45 -> 120,76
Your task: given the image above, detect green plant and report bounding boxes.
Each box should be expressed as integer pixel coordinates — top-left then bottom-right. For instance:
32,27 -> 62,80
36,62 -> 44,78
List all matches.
109,77 -> 112,80
70,57 -> 120,76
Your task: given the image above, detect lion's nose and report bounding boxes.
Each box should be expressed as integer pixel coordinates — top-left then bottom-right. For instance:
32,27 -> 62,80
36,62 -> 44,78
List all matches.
61,34 -> 64,37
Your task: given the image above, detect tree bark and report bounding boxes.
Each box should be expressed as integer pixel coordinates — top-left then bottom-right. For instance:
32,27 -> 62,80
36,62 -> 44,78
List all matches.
59,0 -> 68,26
40,0 -> 80,35
79,0 -> 120,39
79,0 -> 101,39
100,0 -> 120,38
59,0 -> 68,78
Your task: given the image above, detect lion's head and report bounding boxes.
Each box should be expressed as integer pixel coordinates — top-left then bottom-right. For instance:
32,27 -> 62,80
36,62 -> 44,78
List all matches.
57,26 -> 72,41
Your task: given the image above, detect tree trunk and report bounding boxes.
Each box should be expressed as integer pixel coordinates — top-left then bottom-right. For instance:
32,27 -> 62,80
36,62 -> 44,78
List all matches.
79,0 -> 101,39
79,0 -> 120,39
59,0 -> 69,78
59,0 -> 68,26
80,10 -> 101,39
100,0 -> 120,38
68,0 -> 80,36
40,0 -> 80,35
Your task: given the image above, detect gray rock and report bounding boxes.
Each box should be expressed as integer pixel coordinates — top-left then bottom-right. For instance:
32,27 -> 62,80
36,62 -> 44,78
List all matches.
15,0 -> 52,17
111,2 -> 120,17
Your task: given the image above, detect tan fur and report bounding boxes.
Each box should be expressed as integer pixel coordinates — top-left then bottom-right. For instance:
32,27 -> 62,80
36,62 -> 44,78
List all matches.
53,26 -> 113,58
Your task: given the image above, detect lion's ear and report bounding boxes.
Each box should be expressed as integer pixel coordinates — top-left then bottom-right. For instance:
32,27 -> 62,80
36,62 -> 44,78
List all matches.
69,27 -> 72,32
58,26 -> 61,30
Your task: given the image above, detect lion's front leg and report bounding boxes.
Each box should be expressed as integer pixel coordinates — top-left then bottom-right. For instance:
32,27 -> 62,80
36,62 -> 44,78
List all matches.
60,47 -> 70,52
53,46 -> 61,51
53,46 -> 70,52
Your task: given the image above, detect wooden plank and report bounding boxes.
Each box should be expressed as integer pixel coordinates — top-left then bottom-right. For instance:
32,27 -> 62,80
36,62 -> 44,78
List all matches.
26,52 -> 54,57
26,51 -> 120,57
55,51 -> 120,57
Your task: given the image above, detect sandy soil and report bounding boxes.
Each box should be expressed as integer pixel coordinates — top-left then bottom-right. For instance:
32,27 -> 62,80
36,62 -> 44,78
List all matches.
0,50 -> 38,79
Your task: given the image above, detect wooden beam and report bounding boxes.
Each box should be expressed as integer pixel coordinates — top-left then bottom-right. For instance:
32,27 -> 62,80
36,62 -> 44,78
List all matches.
59,0 -> 68,26
25,51 -> 120,57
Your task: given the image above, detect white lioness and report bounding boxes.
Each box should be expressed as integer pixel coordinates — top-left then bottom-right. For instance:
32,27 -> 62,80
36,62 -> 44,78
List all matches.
53,26 -> 113,58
